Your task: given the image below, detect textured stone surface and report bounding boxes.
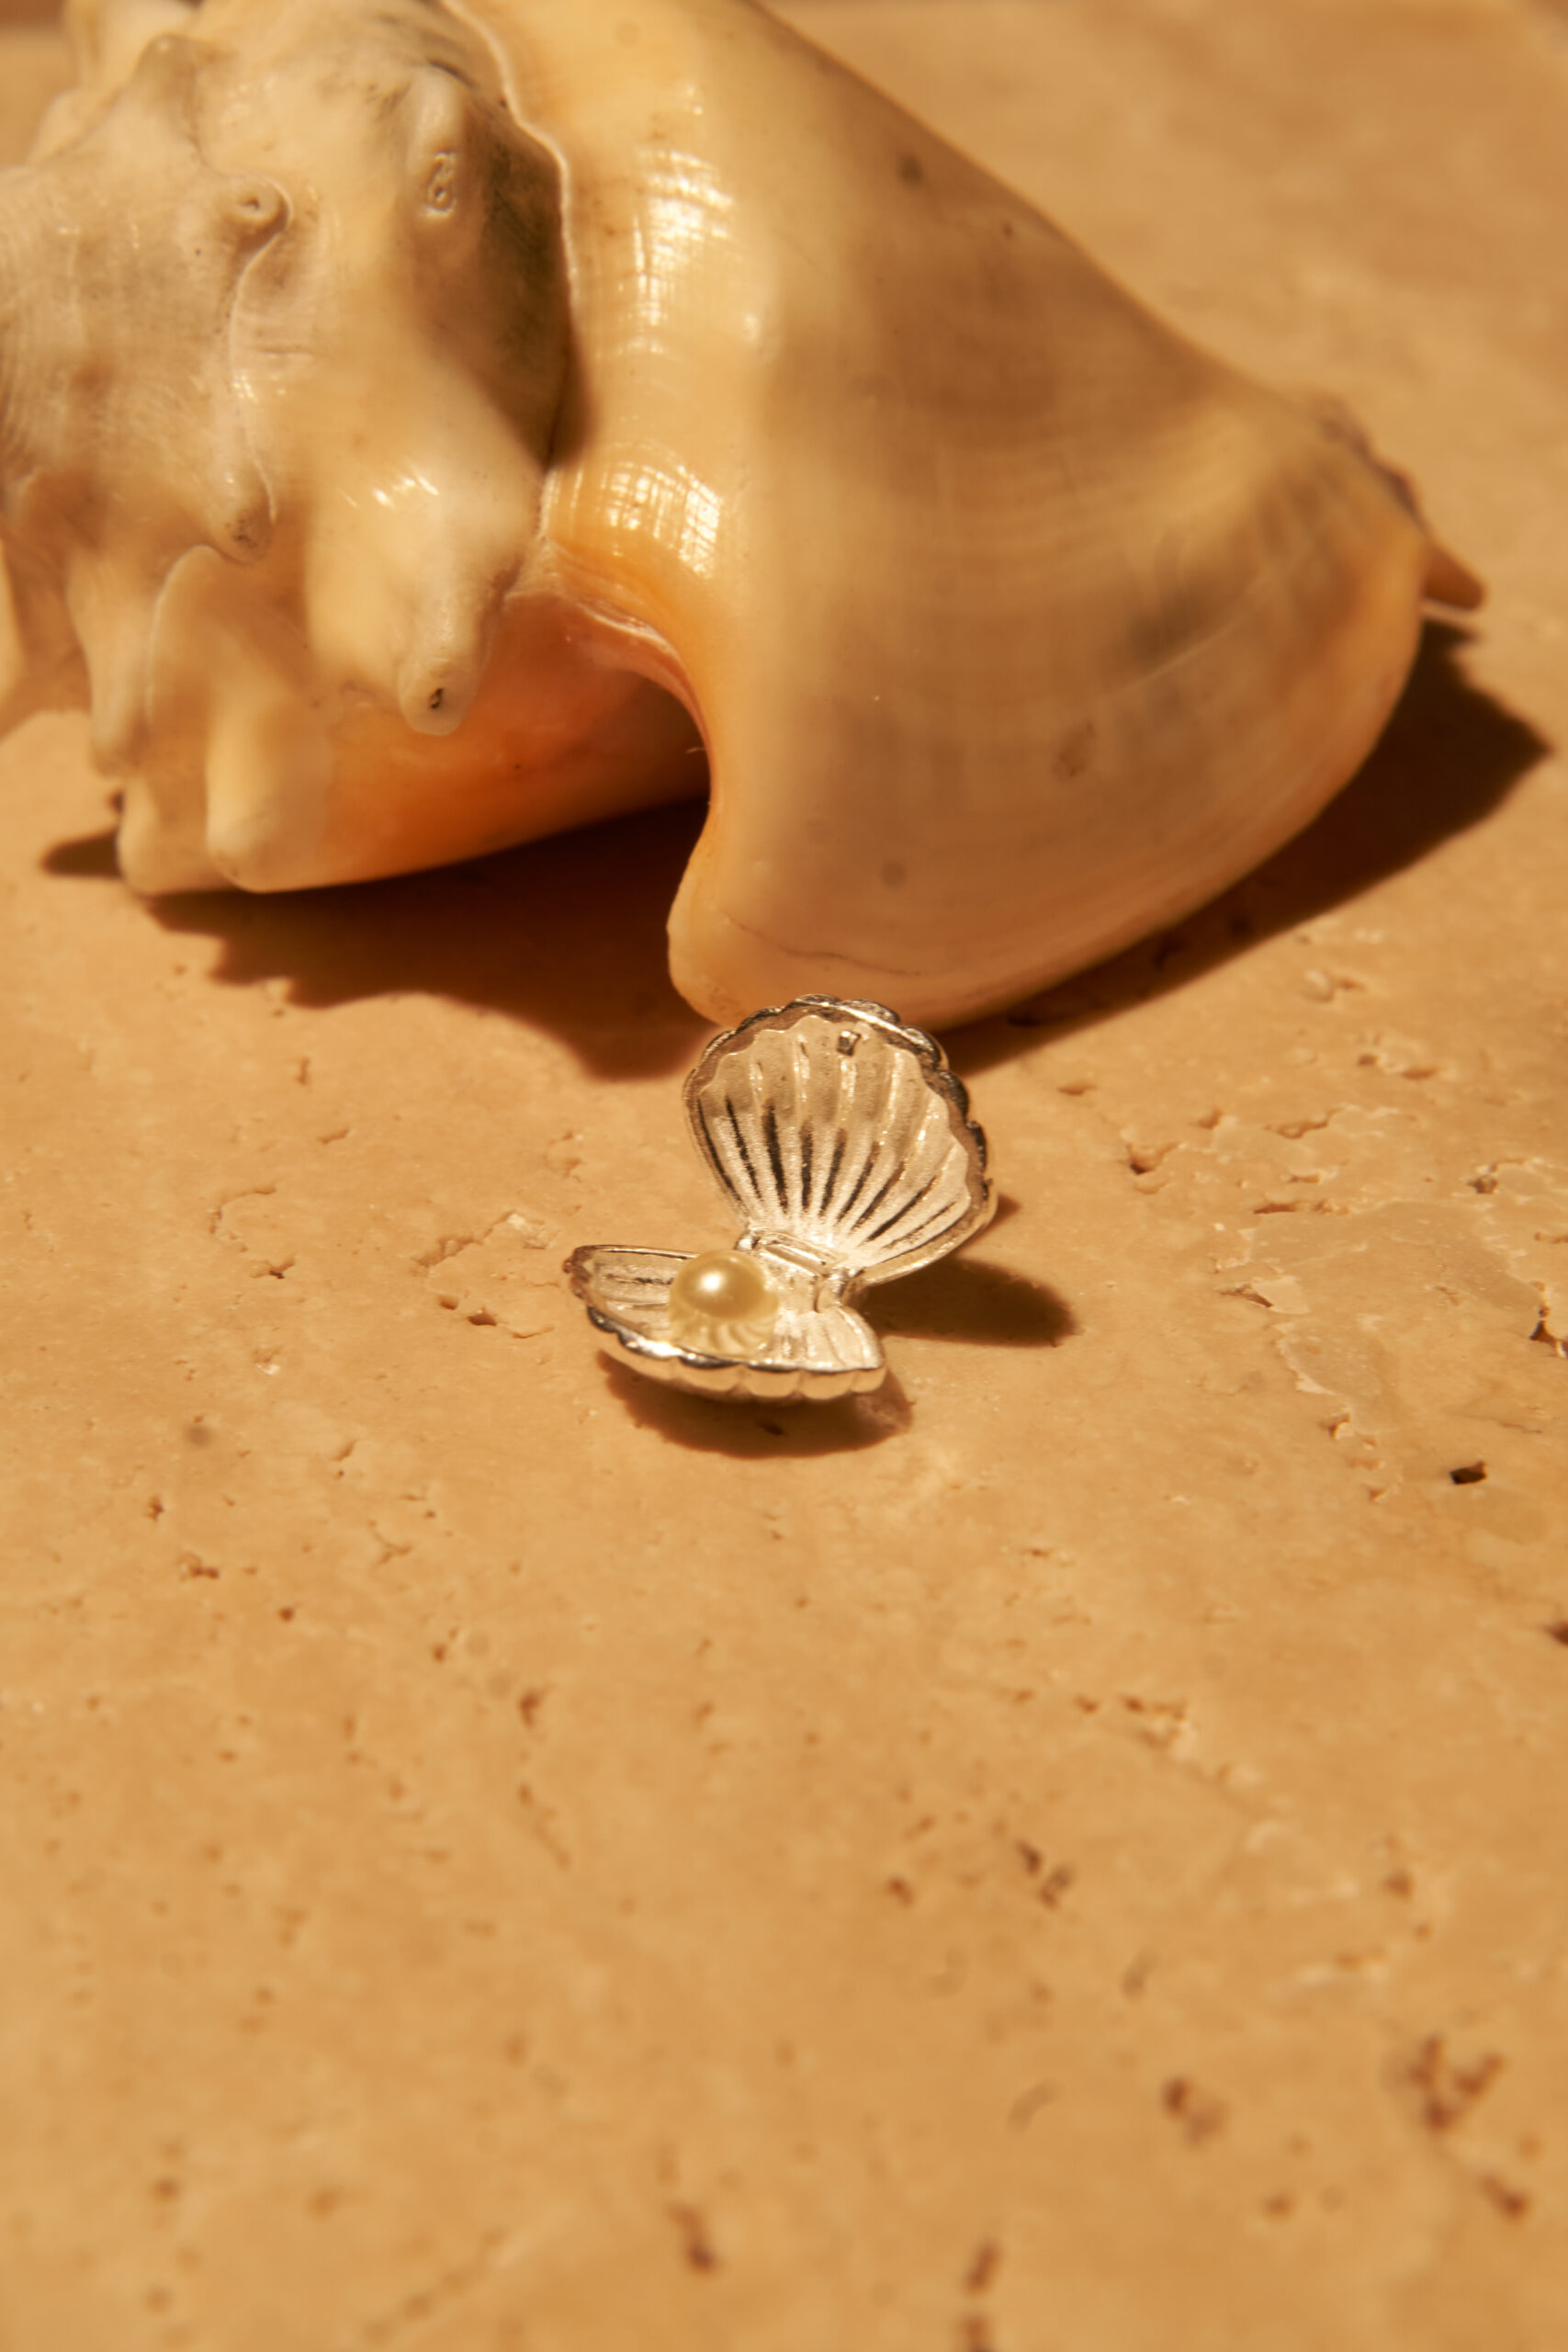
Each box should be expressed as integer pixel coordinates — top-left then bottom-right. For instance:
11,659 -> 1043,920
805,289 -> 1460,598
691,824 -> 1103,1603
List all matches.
2,5 -> 1566,2347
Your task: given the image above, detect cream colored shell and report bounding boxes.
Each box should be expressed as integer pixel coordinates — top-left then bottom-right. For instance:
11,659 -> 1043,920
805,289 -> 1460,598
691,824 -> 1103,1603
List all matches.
0,0 -> 1476,1027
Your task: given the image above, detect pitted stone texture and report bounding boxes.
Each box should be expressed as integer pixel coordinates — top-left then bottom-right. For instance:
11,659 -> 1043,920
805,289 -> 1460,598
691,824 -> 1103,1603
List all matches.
2,6 -> 1566,2350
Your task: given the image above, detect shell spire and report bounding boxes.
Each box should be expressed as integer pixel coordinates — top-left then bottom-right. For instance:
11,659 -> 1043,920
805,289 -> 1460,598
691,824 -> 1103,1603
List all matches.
0,30 -> 289,753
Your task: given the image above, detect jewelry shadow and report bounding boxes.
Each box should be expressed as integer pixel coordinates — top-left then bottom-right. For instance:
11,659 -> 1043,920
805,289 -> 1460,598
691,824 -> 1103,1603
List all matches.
949,621 -> 1551,1073
875,1250 -> 1078,1350
600,1361 -> 915,1456
593,1223 -> 1075,1456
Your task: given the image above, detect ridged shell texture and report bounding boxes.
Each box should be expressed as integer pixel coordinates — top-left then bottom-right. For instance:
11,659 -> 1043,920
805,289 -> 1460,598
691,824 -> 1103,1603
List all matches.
568,999 -> 994,1401
685,1001 -> 991,1286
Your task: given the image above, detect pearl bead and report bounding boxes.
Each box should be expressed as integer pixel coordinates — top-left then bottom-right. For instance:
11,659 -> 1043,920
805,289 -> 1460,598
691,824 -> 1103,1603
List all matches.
667,1250 -> 780,1355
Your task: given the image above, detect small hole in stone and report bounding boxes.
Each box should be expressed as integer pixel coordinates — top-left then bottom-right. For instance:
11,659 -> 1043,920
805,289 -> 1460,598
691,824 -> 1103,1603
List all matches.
1449,1462 -> 1487,1486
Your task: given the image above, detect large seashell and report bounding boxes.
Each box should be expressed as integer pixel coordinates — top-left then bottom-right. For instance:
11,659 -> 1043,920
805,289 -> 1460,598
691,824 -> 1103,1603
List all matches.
0,0 -> 1479,1027
569,997 -> 995,1401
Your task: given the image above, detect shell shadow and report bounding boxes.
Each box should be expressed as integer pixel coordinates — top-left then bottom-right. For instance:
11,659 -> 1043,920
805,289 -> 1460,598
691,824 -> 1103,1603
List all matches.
39,623 -> 1540,1083
40,826 -> 120,878
952,621 -> 1551,1072
120,798 -> 712,1080
600,1360 -> 914,1456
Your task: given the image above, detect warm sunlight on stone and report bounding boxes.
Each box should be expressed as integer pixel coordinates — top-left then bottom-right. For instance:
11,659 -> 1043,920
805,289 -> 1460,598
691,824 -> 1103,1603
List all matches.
1,6 -> 1564,2347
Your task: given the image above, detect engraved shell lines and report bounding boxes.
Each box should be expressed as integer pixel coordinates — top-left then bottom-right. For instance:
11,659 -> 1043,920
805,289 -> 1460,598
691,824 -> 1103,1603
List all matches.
686,1006 -> 989,1283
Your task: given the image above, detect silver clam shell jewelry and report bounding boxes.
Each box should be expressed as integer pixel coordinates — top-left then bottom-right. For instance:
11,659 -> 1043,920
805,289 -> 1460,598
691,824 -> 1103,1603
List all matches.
567,998 -> 994,1402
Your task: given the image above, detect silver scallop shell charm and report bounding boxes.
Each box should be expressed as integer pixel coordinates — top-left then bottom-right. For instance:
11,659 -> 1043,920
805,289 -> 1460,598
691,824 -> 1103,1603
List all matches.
567,999 -> 994,1402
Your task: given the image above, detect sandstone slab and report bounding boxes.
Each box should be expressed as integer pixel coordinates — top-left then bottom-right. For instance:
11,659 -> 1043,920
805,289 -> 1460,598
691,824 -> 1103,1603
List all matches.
1,5 -> 1565,2346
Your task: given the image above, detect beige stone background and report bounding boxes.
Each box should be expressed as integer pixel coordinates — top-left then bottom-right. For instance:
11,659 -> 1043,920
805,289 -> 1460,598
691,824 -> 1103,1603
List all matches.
3,1 -> 1567,2346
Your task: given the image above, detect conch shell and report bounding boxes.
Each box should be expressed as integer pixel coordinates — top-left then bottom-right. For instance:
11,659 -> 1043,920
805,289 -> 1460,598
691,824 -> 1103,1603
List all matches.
0,0 -> 1478,1027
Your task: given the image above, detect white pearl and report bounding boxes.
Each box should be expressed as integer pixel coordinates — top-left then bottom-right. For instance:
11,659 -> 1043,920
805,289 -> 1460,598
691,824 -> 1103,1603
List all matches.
667,1250 -> 780,1355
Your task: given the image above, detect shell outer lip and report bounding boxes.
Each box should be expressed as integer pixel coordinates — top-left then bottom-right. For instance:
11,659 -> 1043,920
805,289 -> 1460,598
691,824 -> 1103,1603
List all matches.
565,995 -> 996,1404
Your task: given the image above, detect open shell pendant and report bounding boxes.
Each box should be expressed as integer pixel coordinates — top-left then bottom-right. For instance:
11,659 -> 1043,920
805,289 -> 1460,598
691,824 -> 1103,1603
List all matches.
569,999 -> 994,1401
0,0 -> 1480,1029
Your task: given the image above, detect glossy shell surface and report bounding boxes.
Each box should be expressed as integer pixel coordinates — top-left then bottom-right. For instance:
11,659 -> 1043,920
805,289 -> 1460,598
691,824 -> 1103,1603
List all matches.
0,0 -> 1478,1026
684,1001 -> 992,1286
568,998 -> 994,1401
